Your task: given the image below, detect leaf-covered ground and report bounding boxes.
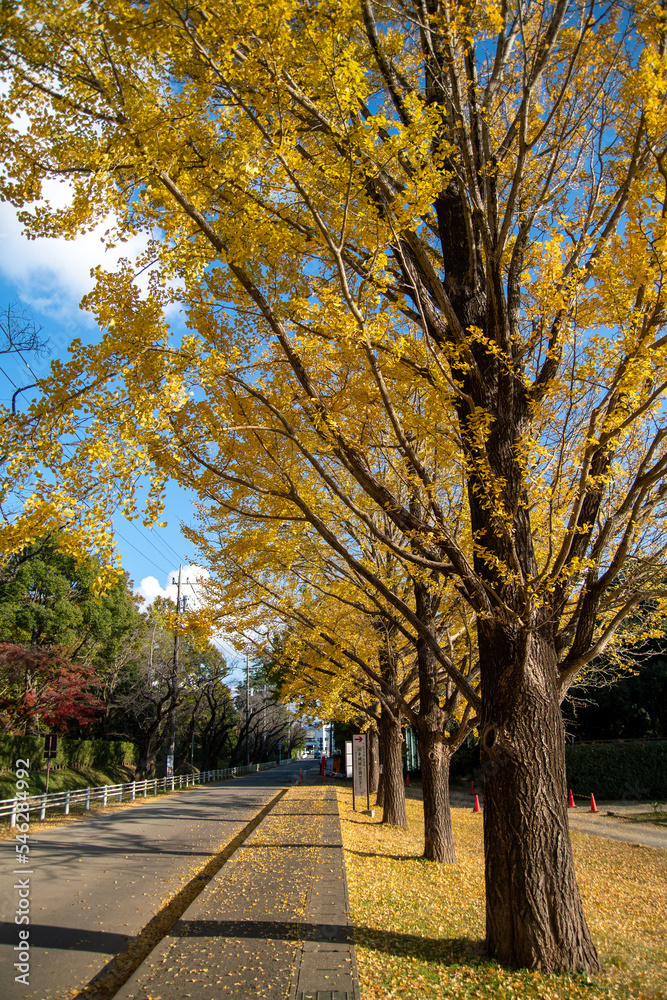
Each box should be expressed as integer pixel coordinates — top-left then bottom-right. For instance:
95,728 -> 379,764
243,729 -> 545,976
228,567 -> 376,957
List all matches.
338,787 -> 667,1000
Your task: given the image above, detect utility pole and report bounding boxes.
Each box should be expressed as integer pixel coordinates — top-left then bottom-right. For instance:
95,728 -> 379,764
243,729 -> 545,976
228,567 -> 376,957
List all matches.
166,565 -> 182,777
245,654 -> 250,767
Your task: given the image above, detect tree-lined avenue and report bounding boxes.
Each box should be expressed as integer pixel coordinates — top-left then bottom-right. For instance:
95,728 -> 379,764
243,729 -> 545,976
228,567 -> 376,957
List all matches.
0,760 -> 304,1000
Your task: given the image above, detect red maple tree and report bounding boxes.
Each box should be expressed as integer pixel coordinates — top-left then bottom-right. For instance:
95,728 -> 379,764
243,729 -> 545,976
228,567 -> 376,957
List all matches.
0,643 -> 105,734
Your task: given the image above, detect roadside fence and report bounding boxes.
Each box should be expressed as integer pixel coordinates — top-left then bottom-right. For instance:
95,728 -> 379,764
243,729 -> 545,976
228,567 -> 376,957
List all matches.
1,762 -> 280,827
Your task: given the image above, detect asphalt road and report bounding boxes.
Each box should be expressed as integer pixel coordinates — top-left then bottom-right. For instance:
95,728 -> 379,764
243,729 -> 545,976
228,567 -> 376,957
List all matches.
566,805 -> 667,851
0,760 -> 305,1000
448,790 -> 667,851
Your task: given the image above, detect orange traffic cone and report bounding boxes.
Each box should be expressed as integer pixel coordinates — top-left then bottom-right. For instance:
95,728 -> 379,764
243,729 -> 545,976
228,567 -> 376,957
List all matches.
470,780 -> 475,795
568,788 -> 576,808
473,794 -> 481,813
590,793 -> 598,813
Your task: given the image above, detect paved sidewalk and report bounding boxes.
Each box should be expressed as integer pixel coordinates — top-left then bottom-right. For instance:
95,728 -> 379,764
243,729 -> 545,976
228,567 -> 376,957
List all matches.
116,783 -> 359,1000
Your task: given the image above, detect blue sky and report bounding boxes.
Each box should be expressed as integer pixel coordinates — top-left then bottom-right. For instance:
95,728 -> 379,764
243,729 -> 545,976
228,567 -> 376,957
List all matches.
0,189 -> 188,582
0,184 -> 245,675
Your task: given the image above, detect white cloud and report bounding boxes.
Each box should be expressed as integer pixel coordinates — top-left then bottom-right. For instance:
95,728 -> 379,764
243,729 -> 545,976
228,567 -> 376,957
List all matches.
0,179 -> 151,327
134,574 -> 166,606
135,565 -> 243,672
135,564 -> 210,609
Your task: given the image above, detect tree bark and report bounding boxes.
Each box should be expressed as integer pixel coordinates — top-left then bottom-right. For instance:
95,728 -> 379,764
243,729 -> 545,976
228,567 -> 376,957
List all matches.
417,728 -> 455,863
136,738 -> 157,780
379,702 -> 407,827
480,625 -> 601,972
175,712 -> 196,771
368,724 -> 380,794
443,224 -> 602,967
376,764 -> 384,808
413,577 -> 456,861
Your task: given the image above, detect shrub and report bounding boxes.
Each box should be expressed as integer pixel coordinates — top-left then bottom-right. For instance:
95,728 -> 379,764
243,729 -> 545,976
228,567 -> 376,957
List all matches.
565,740 -> 667,799
0,735 -> 136,771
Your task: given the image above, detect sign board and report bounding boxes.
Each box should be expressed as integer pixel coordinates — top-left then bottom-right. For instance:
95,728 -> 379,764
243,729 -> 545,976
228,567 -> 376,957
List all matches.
352,733 -> 369,811
345,741 -> 352,778
166,754 -> 174,778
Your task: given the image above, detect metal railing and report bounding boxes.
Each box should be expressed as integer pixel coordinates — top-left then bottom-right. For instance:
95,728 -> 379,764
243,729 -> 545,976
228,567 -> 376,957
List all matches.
1,761 -> 280,827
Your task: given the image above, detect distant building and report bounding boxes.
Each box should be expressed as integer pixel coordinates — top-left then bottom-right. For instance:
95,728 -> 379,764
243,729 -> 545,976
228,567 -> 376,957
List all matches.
302,721 -> 333,756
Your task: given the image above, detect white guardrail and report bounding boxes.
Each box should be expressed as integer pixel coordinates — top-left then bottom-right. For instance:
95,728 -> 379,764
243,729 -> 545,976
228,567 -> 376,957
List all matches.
0,762 -> 280,827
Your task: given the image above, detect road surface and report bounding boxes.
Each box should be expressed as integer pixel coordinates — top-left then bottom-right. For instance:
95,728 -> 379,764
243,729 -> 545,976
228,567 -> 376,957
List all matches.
0,761 -> 305,1000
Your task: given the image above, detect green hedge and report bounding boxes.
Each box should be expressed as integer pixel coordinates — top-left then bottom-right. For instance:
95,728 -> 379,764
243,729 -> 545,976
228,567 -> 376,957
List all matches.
565,740 -> 667,799
450,738 -> 667,800
0,736 -> 136,770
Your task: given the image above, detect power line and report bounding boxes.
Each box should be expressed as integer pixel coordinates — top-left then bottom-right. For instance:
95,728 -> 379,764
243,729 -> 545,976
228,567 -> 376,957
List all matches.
3,354 -> 191,575
120,504 -> 189,567
109,524 -> 172,577
184,579 -> 240,662
4,364 -> 194,580
74,493 -> 173,578
15,349 -> 36,376
120,516 -> 187,572
0,365 -> 17,388
147,527 -> 188,565
60,437 -> 190,576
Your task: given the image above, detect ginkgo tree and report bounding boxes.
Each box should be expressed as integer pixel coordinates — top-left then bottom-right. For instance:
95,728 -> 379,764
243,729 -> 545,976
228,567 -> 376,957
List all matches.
0,305 -> 122,583
195,517 -> 416,827
2,0 -> 667,973
188,495 -> 478,854
196,523 -> 415,827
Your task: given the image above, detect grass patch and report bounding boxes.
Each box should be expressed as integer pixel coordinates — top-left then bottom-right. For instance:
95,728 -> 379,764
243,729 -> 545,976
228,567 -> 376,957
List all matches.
338,786 -> 667,1000
0,763 -> 134,801
621,811 -> 667,826
0,764 -> 146,837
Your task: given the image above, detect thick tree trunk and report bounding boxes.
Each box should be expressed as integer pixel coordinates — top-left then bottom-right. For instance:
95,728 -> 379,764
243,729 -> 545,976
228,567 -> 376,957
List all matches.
417,728 -> 455,863
480,625 -> 601,972
376,766 -> 384,808
136,739 -> 157,780
452,311 -> 602,968
175,718 -> 195,771
413,579 -> 456,861
368,725 -> 380,794
379,703 -> 407,827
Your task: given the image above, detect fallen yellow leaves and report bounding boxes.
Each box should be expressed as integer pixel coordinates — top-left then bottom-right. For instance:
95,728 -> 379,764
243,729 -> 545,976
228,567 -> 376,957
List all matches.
338,787 -> 667,1000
